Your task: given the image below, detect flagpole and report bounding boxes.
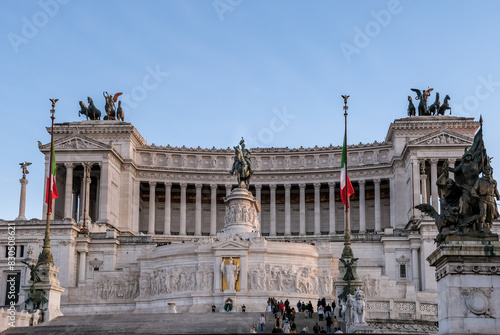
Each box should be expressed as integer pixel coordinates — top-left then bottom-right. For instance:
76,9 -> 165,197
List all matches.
341,95 -> 353,259
38,99 -> 57,265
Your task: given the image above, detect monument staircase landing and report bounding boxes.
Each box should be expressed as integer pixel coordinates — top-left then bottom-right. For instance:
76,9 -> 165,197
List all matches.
1,311 -> 330,334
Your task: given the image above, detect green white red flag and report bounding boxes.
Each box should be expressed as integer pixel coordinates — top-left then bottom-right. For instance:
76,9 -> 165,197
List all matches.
45,139 -> 58,213
340,133 -> 354,208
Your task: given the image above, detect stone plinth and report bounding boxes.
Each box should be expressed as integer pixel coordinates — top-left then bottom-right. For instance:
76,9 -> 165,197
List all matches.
34,264 -> 65,321
221,188 -> 260,234
427,240 -> 500,335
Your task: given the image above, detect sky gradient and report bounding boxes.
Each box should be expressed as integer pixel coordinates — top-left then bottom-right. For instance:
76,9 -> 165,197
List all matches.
1,0 -> 500,220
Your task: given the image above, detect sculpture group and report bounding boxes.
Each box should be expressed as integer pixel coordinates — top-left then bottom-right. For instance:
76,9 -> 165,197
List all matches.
407,88 -> 451,116
78,92 -> 124,121
417,120 -> 500,243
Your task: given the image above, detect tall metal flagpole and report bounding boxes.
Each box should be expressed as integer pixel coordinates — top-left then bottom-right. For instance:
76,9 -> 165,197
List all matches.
341,95 -> 354,259
38,99 -> 58,265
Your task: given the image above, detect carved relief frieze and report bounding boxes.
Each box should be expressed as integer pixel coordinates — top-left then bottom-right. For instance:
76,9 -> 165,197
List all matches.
459,287 -> 494,317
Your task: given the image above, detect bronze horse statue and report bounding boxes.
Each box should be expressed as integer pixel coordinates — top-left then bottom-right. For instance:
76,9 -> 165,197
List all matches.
428,92 -> 440,115
116,101 -> 125,121
78,98 -> 101,120
229,146 -> 251,189
407,96 -> 416,116
437,95 -> 451,115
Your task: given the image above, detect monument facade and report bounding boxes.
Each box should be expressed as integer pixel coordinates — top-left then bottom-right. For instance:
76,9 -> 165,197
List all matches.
1,114 -> 497,333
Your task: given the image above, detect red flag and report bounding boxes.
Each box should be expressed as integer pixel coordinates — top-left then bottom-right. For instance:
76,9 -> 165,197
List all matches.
45,139 -> 58,213
340,133 -> 354,208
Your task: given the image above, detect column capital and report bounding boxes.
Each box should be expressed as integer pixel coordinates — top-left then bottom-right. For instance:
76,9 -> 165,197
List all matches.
373,178 -> 381,185
195,183 -> 203,189
210,183 -> 218,190
180,183 -> 188,189
430,158 -> 439,164
225,184 -> 232,190
358,180 -> 366,186
254,184 -> 262,190
420,174 -> 427,181
447,158 -> 456,166
328,182 -> 336,188
64,163 -> 74,170
284,184 -> 292,190
269,184 -> 277,190
164,182 -> 172,188
313,183 -> 321,189
299,183 -> 306,189
149,181 -> 157,187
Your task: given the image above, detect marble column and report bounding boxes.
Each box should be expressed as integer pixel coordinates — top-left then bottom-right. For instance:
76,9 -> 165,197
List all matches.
98,159 -> 110,224
164,182 -> 171,235
328,182 -> 336,234
420,174 -> 428,205
255,184 -> 262,224
195,183 -> 202,236
314,183 -> 321,235
299,184 -> 306,235
72,187 -> 79,221
83,163 -> 93,223
284,184 -> 291,236
210,184 -> 217,236
374,179 -> 381,232
148,181 -> 156,235
270,184 -> 277,236
64,163 -> 74,219
133,179 -> 140,233
225,184 -> 232,196
180,183 -> 187,235
411,246 -> 420,290
412,159 -> 421,215
79,176 -> 84,222
78,251 -> 86,285
358,180 -> 366,233
17,177 -> 28,220
430,159 -> 439,211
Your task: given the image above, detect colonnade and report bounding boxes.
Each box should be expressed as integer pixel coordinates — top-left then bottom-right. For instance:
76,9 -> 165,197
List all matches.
140,179 -> 390,236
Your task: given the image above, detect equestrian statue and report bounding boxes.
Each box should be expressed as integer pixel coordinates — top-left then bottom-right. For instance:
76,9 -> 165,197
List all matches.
229,138 -> 254,189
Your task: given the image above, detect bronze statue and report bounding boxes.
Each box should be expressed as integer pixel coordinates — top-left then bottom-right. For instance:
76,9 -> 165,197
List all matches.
19,161 -> 32,177
411,88 -> 433,116
428,92 -> 440,115
340,258 -> 358,282
471,164 -> 500,232
416,121 -> 498,244
437,95 -> 451,115
116,100 -> 124,121
103,91 -> 123,120
229,137 -> 253,189
407,96 -> 416,117
80,97 -> 101,120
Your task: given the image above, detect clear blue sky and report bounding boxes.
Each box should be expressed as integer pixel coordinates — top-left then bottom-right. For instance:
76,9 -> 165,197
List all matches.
1,0 -> 500,220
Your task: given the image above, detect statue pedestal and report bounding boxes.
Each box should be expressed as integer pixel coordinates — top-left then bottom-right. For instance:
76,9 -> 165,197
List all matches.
221,188 -> 260,235
427,240 -> 500,335
34,264 -> 65,322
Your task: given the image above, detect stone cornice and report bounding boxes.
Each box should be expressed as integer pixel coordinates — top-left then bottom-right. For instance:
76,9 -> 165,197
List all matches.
385,116 -> 478,142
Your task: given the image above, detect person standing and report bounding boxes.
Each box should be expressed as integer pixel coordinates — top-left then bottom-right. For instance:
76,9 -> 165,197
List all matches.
259,313 -> 266,333
333,316 -> 339,333
325,315 -> 332,333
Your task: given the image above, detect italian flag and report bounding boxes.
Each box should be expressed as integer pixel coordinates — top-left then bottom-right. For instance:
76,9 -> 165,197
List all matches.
340,134 -> 354,208
45,139 -> 58,213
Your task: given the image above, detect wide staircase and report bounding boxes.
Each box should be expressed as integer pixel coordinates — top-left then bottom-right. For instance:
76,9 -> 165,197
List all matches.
1,311 -> 332,334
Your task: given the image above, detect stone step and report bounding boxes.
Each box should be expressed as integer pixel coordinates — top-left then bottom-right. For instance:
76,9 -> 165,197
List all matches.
1,312 -> 333,334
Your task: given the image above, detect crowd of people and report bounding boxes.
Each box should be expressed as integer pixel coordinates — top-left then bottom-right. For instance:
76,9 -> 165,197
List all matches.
256,297 -> 342,333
